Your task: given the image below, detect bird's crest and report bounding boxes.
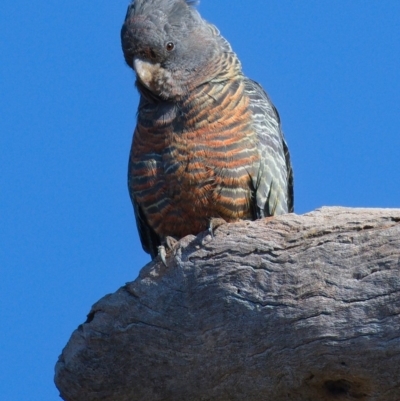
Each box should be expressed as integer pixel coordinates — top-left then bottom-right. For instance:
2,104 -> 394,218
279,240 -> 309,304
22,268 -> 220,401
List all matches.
124,0 -> 201,31
127,0 -> 199,14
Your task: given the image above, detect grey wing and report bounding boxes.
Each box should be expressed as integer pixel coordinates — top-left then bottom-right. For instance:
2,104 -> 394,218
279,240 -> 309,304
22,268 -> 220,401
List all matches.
128,154 -> 161,259
131,195 -> 160,259
244,78 -> 294,217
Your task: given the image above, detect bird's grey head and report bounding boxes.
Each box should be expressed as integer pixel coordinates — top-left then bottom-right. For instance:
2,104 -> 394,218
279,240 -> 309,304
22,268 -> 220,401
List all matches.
121,0 -> 227,100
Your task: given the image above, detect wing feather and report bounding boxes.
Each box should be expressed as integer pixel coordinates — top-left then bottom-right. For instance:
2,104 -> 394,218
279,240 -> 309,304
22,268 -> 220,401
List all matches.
132,195 -> 160,258
244,78 -> 294,217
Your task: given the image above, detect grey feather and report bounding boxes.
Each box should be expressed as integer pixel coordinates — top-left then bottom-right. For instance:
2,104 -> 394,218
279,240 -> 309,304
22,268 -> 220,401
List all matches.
244,79 -> 294,216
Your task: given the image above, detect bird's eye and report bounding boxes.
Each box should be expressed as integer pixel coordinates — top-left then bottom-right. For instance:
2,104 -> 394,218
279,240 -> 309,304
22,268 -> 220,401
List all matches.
166,42 -> 175,51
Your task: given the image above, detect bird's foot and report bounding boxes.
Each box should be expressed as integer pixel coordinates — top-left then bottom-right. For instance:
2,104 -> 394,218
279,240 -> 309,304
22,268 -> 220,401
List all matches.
157,236 -> 179,266
208,217 -> 227,238
165,236 -> 179,250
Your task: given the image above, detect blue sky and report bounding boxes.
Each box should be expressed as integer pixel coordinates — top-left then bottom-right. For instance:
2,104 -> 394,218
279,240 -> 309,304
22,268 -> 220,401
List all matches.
1,1 -> 399,400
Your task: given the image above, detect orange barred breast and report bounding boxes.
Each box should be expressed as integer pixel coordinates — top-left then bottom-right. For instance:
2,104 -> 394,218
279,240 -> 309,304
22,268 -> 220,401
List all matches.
129,78 -> 260,240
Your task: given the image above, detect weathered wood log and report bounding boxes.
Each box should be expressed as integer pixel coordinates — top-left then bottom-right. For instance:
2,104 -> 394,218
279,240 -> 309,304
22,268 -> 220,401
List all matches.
55,207 -> 400,401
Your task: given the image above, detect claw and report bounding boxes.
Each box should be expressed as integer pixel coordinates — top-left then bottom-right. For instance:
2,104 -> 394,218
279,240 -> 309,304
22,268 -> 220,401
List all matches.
165,236 -> 179,250
157,236 -> 179,266
158,245 -> 167,266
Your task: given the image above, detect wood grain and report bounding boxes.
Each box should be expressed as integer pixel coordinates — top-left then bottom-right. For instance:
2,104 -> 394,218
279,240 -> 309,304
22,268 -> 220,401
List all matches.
55,207 -> 400,401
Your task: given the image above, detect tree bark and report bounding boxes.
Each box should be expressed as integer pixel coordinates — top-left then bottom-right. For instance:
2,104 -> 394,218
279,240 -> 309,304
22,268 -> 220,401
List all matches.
55,207 -> 400,401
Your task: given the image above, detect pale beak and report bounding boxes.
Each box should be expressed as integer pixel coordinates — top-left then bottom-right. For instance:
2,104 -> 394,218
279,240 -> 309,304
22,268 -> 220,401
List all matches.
133,57 -> 158,89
